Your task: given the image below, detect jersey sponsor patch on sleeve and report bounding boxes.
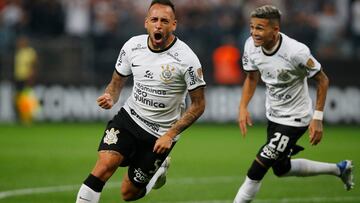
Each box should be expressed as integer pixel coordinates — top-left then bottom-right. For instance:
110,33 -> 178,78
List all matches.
306,58 -> 315,69
196,67 -> 204,79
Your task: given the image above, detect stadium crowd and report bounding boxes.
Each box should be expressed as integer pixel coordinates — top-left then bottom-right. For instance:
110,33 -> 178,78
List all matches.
0,0 -> 359,84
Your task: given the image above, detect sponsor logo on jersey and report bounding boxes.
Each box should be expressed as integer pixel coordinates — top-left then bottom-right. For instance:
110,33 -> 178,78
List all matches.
133,168 -> 149,183
132,44 -> 147,51
130,108 -> 160,132
104,128 -> 119,145
134,83 -> 166,108
188,66 -> 203,85
260,145 -> 279,160
144,70 -> 154,79
268,87 -> 292,101
160,65 -> 175,83
242,52 -> 249,66
264,71 -> 276,79
167,52 -> 181,62
135,82 -> 166,95
116,50 -> 126,67
134,91 -> 166,108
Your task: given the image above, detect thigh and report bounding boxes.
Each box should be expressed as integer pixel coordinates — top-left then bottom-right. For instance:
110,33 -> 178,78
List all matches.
256,121 -> 308,167
98,115 -> 137,166
127,141 -> 175,188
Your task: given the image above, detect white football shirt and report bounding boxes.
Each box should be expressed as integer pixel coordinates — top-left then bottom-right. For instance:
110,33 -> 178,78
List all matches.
115,34 -> 206,139
242,33 -> 321,127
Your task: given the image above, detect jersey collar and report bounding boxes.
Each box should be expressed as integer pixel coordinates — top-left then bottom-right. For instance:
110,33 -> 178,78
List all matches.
262,34 -> 282,56
148,36 -> 178,53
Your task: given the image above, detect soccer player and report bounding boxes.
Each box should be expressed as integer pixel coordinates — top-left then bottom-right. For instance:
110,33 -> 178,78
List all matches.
75,0 -> 206,202
234,5 -> 354,203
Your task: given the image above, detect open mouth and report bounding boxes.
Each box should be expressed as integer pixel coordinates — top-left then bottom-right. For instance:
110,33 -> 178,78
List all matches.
154,33 -> 163,40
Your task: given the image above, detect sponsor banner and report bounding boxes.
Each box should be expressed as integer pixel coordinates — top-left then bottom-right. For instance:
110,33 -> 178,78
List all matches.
0,81 -> 359,123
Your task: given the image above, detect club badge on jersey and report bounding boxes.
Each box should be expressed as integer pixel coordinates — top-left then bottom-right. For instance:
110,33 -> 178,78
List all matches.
104,128 -> 120,145
160,65 -> 175,83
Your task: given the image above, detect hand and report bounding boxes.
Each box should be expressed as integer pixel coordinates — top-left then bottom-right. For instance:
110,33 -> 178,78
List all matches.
238,108 -> 253,137
308,119 -> 323,145
97,93 -> 114,109
153,135 -> 173,154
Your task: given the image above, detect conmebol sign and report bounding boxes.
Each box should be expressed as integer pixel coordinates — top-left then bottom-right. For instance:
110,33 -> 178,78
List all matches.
0,82 -> 359,124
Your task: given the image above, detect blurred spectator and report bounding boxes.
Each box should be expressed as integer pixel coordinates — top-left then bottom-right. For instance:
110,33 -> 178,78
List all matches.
14,35 -> 37,92
212,36 -> 244,85
0,0 -> 24,29
0,0 -> 358,86
14,35 -> 39,124
315,1 -> 346,58
61,0 -> 91,37
92,0 -> 119,36
0,0 -> 24,53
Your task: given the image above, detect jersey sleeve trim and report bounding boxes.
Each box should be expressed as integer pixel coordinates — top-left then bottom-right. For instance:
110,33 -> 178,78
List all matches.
309,68 -> 321,79
115,69 -> 132,77
188,84 -> 206,92
243,69 -> 259,73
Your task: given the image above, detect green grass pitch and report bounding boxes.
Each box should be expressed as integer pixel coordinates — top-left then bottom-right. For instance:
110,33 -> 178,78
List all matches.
0,122 -> 359,202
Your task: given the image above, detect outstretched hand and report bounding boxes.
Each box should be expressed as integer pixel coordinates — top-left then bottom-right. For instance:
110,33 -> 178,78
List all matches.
308,119 -> 323,145
97,93 -> 114,109
238,108 -> 253,137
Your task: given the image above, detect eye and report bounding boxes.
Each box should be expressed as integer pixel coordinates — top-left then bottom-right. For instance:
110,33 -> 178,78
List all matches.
161,18 -> 169,24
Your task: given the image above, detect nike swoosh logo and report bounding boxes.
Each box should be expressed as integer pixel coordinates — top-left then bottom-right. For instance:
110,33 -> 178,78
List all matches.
132,63 -> 141,67
260,152 -> 271,159
79,196 -> 91,202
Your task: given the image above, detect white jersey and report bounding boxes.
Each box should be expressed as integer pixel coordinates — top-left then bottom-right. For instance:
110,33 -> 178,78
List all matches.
242,33 -> 321,127
115,35 -> 206,139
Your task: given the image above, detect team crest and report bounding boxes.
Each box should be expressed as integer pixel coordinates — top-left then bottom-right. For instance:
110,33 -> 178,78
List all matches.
160,65 -> 175,83
104,128 -> 119,145
277,69 -> 291,81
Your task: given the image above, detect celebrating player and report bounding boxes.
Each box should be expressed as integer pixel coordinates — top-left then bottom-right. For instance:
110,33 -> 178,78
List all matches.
75,0 -> 206,202
234,5 -> 354,203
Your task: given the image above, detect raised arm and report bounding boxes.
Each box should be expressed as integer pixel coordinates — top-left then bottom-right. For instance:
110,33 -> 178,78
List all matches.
238,71 -> 259,137
153,87 -> 206,154
309,69 -> 329,145
97,71 -> 128,109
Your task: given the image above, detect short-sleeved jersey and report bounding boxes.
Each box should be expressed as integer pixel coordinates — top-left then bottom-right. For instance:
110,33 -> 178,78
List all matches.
115,34 -> 206,140
242,33 -> 321,127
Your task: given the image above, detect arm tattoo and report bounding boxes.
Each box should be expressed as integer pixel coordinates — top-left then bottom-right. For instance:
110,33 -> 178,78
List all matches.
169,88 -> 205,137
105,71 -> 127,103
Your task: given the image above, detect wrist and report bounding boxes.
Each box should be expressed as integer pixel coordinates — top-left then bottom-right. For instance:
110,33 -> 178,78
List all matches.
313,110 -> 323,120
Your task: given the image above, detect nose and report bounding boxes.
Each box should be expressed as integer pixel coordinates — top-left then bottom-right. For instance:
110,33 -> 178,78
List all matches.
155,20 -> 162,29
251,29 -> 258,37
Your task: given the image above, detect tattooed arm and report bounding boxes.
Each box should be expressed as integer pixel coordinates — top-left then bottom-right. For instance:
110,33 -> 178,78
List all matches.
97,71 -> 128,109
153,87 -> 206,154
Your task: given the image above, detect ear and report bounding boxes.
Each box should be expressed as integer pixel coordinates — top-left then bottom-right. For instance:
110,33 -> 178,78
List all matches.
273,24 -> 280,32
172,19 -> 177,31
144,17 -> 148,29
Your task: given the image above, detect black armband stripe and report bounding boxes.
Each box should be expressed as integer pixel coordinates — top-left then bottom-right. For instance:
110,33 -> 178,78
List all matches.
309,68 -> 322,79
188,84 -> 206,92
115,69 -> 132,77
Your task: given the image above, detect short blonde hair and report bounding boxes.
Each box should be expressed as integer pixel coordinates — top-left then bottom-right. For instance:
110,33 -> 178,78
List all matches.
250,5 -> 281,24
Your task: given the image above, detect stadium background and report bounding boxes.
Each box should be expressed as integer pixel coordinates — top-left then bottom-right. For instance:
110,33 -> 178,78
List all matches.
0,0 -> 359,202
